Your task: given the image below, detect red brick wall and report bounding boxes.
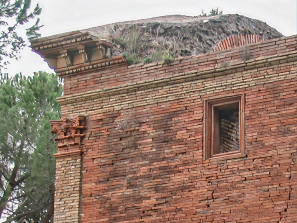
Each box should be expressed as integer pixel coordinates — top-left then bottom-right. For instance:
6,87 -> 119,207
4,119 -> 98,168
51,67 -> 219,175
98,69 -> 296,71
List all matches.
61,35 -> 297,97
57,35 -> 297,222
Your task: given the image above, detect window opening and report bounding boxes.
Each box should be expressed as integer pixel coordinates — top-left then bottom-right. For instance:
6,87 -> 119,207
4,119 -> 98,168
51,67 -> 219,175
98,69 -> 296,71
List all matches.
204,95 -> 244,160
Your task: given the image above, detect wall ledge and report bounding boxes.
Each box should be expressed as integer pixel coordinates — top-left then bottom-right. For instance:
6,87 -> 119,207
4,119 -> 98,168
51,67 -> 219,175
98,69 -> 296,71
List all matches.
57,50 -> 297,105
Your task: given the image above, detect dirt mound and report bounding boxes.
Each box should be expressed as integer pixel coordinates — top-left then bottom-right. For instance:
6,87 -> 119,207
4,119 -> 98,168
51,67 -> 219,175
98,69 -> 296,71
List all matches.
83,14 -> 282,64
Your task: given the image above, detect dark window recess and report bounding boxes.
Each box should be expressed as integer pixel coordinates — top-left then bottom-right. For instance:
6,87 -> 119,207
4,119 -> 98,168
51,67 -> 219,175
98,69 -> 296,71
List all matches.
217,105 -> 239,153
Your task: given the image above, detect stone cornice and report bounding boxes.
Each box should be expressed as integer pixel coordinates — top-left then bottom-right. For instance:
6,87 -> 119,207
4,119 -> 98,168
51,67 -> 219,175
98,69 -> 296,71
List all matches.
56,56 -> 125,76
31,31 -> 114,72
31,31 -> 93,52
31,31 -> 110,58
57,50 -> 297,106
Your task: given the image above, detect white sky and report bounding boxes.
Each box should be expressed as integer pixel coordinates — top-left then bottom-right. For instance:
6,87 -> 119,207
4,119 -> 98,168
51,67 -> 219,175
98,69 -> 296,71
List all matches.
5,0 -> 297,75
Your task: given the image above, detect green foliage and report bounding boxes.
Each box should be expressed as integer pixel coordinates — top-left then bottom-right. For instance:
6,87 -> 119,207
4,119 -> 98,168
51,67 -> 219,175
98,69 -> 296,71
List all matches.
0,0 -> 42,69
0,71 -> 62,222
123,54 -> 137,65
162,55 -> 175,65
143,57 -> 152,64
125,57 -> 134,65
124,51 -> 176,66
200,8 -> 223,17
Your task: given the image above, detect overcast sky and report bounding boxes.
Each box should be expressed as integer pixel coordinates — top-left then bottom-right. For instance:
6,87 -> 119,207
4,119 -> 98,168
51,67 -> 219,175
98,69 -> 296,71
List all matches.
5,0 -> 297,75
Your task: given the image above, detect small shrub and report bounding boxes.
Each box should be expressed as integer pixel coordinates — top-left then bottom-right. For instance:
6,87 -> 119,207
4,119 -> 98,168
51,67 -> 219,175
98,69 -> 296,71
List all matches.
200,8 -> 223,17
125,57 -> 134,65
143,58 -> 153,64
163,55 -> 174,65
125,54 -> 142,65
209,8 -> 223,16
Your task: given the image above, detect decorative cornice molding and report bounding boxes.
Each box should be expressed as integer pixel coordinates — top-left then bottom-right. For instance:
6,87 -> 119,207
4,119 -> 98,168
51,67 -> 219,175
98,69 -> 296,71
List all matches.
31,31 -> 115,71
56,56 -> 125,76
31,31 -> 94,53
57,50 -> 297,106
50,116 -> 87,153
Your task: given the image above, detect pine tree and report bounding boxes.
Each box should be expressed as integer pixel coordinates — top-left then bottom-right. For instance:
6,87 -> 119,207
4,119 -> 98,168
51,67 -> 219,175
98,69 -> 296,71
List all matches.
0,71 -> 62,222
0,0 -> 42,69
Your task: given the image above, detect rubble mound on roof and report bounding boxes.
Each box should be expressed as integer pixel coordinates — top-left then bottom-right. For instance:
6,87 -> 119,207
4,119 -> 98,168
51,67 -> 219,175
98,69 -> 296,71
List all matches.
83,14 -> 282,63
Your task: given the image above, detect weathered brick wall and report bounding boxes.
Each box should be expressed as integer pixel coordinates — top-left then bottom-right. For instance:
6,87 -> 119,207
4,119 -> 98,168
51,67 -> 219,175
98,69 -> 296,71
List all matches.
54,153 -> 82,223
56,35 -> 297,222
61,35 -> 297,97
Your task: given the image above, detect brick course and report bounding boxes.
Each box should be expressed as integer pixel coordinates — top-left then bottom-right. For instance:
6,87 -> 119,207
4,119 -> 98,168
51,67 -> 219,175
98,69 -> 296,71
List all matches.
35,33 -> 297,222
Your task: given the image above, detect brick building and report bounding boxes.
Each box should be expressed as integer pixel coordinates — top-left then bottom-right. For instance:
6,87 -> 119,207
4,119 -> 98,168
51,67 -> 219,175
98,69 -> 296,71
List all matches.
32,16 -> 297,222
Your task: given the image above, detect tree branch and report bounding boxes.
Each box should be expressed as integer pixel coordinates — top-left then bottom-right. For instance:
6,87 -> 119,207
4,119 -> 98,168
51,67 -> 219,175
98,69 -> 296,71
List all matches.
6,201 -> 46,223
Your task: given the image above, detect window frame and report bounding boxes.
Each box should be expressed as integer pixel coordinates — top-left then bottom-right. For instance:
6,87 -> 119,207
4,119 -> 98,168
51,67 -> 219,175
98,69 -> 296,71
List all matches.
203,95 -> 245,160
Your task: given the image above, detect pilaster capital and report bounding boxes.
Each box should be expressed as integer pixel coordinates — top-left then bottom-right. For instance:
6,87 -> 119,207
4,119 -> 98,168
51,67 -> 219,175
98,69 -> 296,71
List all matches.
50,115 -> 87,154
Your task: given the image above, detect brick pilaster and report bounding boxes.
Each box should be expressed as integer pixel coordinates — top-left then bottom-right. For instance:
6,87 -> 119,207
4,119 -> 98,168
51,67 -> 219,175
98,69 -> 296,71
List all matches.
51,116 -> 86,223
54,152 -> 82,222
